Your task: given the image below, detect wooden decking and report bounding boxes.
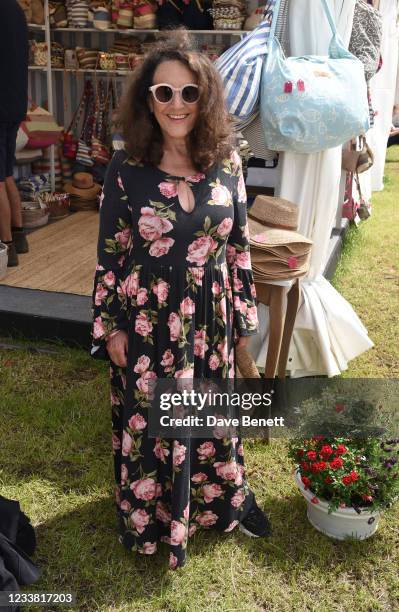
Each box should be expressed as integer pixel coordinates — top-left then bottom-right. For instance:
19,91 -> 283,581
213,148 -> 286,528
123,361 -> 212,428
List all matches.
1,212 -> 99,296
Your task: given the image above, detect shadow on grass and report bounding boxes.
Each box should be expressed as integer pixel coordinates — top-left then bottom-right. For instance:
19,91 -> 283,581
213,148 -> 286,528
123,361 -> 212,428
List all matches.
25,491 -> 390,610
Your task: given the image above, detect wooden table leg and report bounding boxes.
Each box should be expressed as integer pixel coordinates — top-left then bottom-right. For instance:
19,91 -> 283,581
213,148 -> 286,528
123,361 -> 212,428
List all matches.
265,285 -> 285,379
277,279 -> 301,379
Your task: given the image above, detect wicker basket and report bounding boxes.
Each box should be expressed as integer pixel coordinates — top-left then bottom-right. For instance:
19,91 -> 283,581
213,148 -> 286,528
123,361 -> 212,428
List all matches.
0,242 -> 7,280
38,193 -> 70,219
22,207 -> 50,228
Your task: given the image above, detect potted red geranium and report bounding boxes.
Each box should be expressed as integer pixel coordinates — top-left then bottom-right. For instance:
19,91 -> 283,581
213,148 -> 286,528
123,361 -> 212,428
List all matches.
288,436 -> 399,540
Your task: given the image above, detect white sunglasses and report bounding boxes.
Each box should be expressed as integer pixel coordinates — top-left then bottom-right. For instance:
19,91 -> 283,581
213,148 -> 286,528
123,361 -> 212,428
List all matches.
148,83 -> 200,105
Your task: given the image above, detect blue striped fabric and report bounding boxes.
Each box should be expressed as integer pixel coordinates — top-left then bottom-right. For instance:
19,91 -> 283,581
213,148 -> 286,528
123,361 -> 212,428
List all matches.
215,0 -> 280,123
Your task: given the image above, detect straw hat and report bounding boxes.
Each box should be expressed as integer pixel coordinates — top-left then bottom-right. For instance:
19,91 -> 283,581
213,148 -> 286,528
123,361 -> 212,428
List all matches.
64,172 -> 101,200
248,195 -> 312,281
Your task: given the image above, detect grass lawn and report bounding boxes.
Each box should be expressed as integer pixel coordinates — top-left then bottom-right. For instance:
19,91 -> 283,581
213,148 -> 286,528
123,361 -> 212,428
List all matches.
0,148 -> 398,611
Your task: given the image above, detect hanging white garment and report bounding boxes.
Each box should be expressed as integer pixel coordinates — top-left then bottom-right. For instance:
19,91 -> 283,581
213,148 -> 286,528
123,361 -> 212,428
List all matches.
368,0 -> 399,191
249,0 -> 374,377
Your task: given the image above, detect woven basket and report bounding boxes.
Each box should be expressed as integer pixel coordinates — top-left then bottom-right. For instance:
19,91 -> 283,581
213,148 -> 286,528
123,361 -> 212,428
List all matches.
38,192 -> 70,219
0,242 -> 7,281
22,207 -> 50,228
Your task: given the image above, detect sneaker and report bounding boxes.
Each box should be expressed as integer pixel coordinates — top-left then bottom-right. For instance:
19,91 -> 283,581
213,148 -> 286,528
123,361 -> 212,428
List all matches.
239,500 -> 272,538
5,241 -> 19,267
12,229 -> 29,254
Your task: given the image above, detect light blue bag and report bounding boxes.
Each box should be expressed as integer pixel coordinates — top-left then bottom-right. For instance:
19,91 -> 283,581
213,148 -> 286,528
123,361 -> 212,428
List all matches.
260,0 -> 370,154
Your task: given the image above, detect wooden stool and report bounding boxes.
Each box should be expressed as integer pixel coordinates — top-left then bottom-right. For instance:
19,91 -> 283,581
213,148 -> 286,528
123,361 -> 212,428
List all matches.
255,278 -> 302,379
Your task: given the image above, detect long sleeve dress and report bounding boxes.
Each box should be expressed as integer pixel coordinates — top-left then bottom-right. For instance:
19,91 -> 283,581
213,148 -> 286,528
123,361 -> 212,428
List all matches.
91,148 -> 259,569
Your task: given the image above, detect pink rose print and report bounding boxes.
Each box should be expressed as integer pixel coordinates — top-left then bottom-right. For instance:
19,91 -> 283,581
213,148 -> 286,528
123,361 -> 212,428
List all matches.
173,441 -> 187,466
239,299 -> 248,315
210,183 -> 232,207
186,172 -> 206,183
183,504 -> 190,521
142,542 -> 157,555
237,173 -> 247,203
217,217 -> 233,237
188,524 -> 197,537
167,312 -> 182,342
230,148 -> 241,170
180,296 -> 195,316
235,251 -> 251,269
208,353 -> 220,371
133,355 -> 150,374
235,463 -> 244,486
149,237 -> 175,257
203,483 -> 223,504
95,263 -> 105,271
98,191 -> 105,208
233,276 -> 244,292
115,227 -> 131,249
112,433 -> 121,450
122,431 -> 132,456
115,486 -> 121,506
120,271 -> 139,297
130,478 -> 157,500
156,501 -> 172,524
161,349 -> 174,373
138,207 -> 173,242
120,500 -> 131,512
169,553 -> 178,569
213,460 -> 238,481
128,413 -> 147,432
246,305 -> 258,327
196,511 -> 218,527
135,312 -> 153,337
158,181 -> 178,198
186,235 -> 218,266
136,370 -> 157,395
154,438 -> 170,462
121,464 -> 128,485
130,508 -> 150,534
224,520 -> 239,532
212,281 -> 221,296
250,283 -> 257,298
217,338 -> 228,364
170,520 -> 186,546
197,441 -> 216,460
174,368 -> 194,379
136,287 -> 148,305
153,279 -> 169,303
191,472 -> 208,483
219,297 -> 227,320
93,316 -> 105,339
194,329 -> 208,359
95,284 -> 108,306
237,444 -> 244,456
226,244 -> 236,265
188,267 -> 205,285
231,489 -> 245,508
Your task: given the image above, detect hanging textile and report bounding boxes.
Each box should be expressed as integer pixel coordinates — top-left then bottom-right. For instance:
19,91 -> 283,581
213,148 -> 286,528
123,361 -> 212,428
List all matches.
249,0 -> 374,377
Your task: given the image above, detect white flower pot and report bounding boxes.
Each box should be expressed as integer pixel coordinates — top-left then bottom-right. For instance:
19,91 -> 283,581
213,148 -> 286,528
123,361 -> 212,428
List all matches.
295,469 -> 380,540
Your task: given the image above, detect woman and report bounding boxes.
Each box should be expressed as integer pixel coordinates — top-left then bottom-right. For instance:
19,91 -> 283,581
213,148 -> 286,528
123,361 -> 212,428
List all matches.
91,32 -> 271,569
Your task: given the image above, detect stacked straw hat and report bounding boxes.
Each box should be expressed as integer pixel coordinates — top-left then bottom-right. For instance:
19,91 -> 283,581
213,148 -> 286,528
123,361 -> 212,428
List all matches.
248,195 -> 312,282
64,172 -> 101,211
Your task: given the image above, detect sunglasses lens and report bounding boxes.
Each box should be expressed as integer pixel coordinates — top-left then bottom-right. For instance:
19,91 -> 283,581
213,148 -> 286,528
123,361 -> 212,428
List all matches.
182,86 -> 199,103
154,85 -> 173,103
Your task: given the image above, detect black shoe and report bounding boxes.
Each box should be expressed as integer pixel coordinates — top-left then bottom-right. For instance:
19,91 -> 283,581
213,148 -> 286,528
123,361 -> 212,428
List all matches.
12,229 -> 29,254
5,241 -> 19,267
239,501 -> 272,538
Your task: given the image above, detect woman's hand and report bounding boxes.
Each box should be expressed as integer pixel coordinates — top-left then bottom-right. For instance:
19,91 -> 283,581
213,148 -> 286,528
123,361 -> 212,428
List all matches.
106,330 -> 128,367
235,335 -> 250,350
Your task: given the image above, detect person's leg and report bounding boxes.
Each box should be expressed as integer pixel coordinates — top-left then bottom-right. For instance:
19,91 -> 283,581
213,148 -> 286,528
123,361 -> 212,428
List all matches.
0,124 -> 12,243
6,123 -> 28,254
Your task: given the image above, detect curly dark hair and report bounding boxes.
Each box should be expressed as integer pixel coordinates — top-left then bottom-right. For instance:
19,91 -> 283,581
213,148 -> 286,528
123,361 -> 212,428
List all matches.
118,30 -> 235,173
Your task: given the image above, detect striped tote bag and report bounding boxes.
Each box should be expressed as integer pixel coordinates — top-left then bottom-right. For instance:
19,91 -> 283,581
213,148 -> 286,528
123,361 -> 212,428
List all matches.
215,0 -> 280,124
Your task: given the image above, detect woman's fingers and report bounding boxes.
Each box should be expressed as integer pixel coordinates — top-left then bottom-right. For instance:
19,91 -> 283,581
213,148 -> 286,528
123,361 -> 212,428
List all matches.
107,331 -> 128,367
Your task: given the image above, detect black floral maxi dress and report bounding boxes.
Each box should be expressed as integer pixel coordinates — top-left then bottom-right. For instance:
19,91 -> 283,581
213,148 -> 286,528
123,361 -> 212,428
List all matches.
91,148 -> 259,569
